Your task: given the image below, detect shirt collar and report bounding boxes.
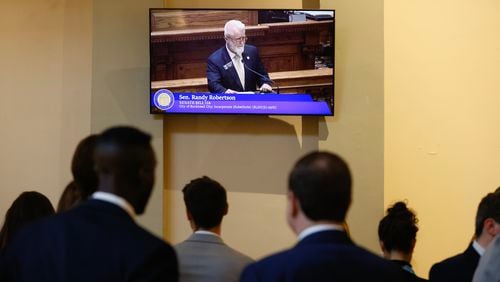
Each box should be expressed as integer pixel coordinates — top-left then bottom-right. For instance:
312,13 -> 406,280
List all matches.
91,191 -> 136,219
226,45 -> 240,60
472,240 -> 485,256
298,223 -> 344,241
194,230 -> 220,237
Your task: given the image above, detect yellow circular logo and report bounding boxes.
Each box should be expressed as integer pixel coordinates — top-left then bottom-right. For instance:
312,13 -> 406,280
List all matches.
157,93 -> 171,107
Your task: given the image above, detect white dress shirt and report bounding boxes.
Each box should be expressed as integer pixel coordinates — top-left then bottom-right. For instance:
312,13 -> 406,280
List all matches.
298,223 -> 344,241
194,230 -> 220,237
472,240 -> 486,256
91,191 -> 136,219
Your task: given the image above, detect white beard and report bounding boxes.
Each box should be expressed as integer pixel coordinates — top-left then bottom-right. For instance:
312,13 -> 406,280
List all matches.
234,46 -> 244,56
227,42 -> 244,56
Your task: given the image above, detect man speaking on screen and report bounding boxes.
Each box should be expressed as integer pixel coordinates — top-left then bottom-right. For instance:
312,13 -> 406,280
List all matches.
207,20 -> 274,94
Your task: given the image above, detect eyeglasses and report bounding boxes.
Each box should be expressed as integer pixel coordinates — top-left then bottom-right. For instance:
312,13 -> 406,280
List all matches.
226,36 -> 247,43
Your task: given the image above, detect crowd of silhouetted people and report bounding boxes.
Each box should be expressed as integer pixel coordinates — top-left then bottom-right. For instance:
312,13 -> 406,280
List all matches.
0,125 -> 498,282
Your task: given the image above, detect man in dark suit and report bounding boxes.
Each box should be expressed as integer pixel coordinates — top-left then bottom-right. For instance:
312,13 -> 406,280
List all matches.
429,189 -> 500,282
207,20 -> 273,94
175,176 -> 253,282
240,151 -> 403,282
0,126 -> 178,282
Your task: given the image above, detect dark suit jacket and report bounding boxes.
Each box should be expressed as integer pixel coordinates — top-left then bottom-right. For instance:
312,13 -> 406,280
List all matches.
207,44 -> 272,93
0,199 -> 178,282
240,230 -> 404,282
429,244 -> 480,282
391,260 -> 427,282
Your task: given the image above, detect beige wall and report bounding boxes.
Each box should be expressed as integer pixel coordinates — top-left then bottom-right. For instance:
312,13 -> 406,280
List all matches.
0,0 -> 166,237
91,0 -> 165,236
163,0 -> 386,260
0,0 -> 92,217
385,0 -> 500,278
320,0 -> 385,252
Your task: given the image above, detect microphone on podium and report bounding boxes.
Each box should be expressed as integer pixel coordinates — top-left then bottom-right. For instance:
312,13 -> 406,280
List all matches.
241,58 -> 280,94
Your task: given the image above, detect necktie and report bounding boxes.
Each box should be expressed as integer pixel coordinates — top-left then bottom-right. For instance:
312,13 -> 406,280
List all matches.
234,54 -> 245,90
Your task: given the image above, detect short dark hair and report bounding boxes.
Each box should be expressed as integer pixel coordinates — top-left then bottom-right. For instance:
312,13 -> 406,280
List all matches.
288,151 -> 352,222
182,176 -> 228,229
94,126 -> 154,215
378,201 -> 419,254
95,126 -> 153,174
0,191 -> 55,249
96,126 -> 151,152
475,190 -> 500,237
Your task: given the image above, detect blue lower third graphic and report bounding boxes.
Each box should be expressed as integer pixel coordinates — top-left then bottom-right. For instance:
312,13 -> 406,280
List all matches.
151,91 -> 332,115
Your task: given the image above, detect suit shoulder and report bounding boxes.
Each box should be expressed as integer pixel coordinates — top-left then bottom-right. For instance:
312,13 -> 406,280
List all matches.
223,243 -> 254,263
245,44 -> 258,51
244,248 -> 293,270
175,238 -> 253,264
241,250 -> 292,281
10,212 -> 60,239
208,47 -> 225,61
242,246 -> 402,282
431,251 -> 467,270
134,224 -> 172,248
429,252 -> 468,280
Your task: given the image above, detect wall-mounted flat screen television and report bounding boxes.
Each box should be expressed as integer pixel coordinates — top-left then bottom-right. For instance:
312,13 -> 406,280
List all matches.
150,8 -> 335,116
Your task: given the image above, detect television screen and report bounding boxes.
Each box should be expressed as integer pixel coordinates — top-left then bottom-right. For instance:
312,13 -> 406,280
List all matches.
149,8 -> 335,116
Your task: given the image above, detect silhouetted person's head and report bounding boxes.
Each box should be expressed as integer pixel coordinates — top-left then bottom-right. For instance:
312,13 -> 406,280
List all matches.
57,181 -> 82,213
94,126 -> 156,215
182,176 -> 228,231
287,151 -> 352,234
474,190 -> 500,245
378,201 -> 419,262
0,191 -> 55,249
71,134 -> 98,199
57,135 -> 99,213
